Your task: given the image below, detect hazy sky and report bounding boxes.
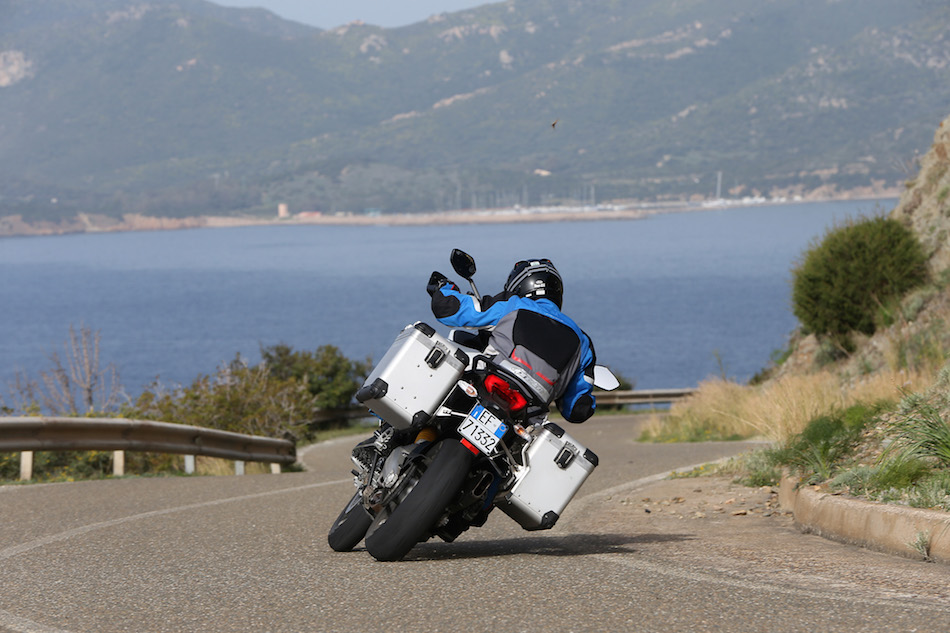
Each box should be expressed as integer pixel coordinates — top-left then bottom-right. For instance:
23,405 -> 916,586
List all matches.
212,1 -> 492,29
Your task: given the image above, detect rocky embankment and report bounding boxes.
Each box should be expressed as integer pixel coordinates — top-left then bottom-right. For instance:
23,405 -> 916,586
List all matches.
777,113 -> 950,378
893,116 -> 950,274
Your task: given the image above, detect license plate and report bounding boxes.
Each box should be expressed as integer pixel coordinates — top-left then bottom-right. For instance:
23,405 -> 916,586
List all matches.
458,404 -> 507,454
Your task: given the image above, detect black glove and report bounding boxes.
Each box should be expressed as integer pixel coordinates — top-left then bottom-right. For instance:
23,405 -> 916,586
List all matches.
427,271 -> 451,296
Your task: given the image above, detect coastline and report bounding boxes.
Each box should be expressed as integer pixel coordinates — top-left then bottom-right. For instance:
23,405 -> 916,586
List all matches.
0,191 -> 900,238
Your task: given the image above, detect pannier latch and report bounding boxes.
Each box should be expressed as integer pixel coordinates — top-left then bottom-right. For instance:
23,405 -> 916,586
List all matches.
554,445 -> 576,469
425,344 -> 447,369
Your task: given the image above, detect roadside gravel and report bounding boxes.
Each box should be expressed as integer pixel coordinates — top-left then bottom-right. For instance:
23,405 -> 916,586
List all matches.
565,475 -> 950,607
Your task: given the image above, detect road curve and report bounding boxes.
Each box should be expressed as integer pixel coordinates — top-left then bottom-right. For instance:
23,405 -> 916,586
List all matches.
2,415 -> 948,633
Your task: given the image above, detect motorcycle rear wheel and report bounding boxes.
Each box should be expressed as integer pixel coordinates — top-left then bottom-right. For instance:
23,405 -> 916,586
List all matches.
365,439 -> 473,562
327,491 -> 373,552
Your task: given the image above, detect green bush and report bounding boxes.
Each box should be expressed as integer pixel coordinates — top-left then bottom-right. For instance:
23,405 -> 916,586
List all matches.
131,358 -> 312,440
791,216 -> 927,349
3,335 -> 372,482
906,472 -> 950,510
130,345 -> 370,440
872,456 -> 933,489
829,460 -> 940,508
887,400 -> 950,467
771,403 -> 882,483
260,343 -> 371,410
732,449 -> 782,487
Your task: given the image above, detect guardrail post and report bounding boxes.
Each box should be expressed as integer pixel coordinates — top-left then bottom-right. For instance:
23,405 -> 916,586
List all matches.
20,451 -> 33,481
113,450 -> 125,476
184,455 -> 195,475
235,461 -> 245,476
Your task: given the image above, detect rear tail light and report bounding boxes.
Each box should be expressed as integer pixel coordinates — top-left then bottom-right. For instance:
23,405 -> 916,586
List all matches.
484,374 -> 528,412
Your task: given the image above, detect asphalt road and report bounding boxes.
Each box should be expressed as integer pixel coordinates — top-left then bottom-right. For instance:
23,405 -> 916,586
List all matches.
2,415 -> 948,632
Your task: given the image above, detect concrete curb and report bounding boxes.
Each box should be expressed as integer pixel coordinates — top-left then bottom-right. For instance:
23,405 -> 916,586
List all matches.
779,475 -> 950,563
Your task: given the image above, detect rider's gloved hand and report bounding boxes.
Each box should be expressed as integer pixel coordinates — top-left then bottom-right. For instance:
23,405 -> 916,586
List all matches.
426,271 -> 457,296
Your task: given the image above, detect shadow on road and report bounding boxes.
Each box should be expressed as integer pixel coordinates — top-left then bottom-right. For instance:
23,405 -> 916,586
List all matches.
392,532 -> 696,561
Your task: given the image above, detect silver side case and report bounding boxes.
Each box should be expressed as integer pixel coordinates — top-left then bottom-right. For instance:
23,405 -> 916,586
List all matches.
495,423 -> 598,530
357,322 -> 468,430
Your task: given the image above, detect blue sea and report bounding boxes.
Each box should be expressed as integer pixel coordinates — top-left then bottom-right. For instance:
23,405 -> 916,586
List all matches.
0,200 -> 890,399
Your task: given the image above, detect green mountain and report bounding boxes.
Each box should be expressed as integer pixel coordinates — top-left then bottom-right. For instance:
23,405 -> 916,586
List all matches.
1,0 -> 948,223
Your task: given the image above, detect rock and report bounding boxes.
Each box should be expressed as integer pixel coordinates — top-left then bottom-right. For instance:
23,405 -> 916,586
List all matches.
893,113 -> 950,275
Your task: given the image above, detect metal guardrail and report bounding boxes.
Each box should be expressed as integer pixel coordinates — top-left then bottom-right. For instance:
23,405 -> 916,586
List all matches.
594,388 -> 695,406
2,392 -> 689,480
1,417 -> 297,480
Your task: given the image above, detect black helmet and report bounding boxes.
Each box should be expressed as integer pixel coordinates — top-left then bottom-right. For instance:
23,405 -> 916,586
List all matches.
504,258 -> 563,308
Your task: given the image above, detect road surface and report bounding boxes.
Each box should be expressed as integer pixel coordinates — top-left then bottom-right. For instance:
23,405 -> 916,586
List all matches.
2,415 -> 948,632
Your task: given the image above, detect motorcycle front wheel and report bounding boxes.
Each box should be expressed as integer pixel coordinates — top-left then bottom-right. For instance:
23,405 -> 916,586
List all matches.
364,439 -> 473,562
327,491 -> 373,552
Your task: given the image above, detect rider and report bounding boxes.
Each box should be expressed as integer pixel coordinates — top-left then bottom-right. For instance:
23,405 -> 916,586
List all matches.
427,258 -> 597,423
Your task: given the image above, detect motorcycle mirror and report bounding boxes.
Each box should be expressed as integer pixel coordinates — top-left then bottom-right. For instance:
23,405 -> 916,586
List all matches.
450,249 -> 477,280
593,365 -> 621,391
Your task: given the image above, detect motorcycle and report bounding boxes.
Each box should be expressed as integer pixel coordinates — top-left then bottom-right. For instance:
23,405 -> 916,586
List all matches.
327,249 -> 620,561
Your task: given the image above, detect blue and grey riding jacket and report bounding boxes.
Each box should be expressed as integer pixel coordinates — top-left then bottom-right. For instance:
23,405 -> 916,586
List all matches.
431,286 -> 597,423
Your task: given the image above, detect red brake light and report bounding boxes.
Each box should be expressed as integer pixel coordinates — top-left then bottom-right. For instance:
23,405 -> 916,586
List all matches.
484,374 -> 528,412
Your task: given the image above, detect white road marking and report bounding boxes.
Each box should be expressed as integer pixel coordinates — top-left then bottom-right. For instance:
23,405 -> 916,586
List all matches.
0,478 -> 351,561
0,477 -> 352,633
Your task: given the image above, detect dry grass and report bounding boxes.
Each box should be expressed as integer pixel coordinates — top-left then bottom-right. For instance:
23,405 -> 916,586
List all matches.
643,368 -> 934,443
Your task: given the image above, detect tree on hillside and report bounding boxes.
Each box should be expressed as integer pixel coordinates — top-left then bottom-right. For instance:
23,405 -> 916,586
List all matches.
792,216 -> 928,351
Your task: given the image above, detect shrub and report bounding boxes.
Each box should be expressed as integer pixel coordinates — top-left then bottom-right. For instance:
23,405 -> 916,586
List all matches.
771,403 -> 883,483
886,400 -> 950,467
131,357 -> 321,439
3,334 -> 371,482
829,465 -> 878,496
726,449 -> 782,487
791,216 -> 927,350
130,345 -> 370,440
260,343 -> 371,410
907,472 -> 950,510
831,460 -> 943,510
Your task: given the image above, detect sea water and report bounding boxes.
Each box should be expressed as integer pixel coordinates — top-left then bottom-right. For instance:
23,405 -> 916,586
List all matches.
0,199 -> 889,397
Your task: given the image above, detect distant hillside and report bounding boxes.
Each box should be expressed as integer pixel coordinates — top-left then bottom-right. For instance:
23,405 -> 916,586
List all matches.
1,0 -> 949,227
